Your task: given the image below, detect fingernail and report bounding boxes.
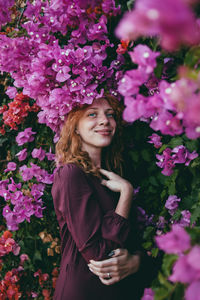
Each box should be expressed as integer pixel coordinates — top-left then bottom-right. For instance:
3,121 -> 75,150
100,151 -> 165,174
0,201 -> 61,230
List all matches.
108,250 -> 115,257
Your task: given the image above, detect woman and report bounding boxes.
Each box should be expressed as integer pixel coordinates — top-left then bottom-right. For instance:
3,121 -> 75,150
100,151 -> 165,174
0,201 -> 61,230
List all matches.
52,94 -> 146,300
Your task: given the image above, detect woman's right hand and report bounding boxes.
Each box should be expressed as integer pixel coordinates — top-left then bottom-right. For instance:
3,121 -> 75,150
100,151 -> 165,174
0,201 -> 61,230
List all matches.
100,169 -> 133,195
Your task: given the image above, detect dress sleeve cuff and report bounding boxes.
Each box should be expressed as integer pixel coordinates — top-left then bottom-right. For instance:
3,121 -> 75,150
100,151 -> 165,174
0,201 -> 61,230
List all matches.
101,210 -> 131,246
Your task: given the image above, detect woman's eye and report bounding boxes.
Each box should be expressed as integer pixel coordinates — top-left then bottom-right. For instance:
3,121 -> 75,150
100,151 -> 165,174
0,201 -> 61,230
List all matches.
88,113 -> 97,117
107,113 -> 114,118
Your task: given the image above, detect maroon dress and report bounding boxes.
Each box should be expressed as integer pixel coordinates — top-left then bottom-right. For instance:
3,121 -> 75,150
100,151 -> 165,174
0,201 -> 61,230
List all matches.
51,163 -> 142,300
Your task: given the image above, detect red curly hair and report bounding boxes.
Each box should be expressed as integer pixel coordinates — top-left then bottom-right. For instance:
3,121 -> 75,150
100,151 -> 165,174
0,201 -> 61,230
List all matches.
55,94 -> 124,176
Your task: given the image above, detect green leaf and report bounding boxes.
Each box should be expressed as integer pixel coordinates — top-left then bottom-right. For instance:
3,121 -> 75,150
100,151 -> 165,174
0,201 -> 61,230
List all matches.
33,250 -> 42,262
154,287 -> 172,300
162,254 -> 178,277
191,205 -> 200,224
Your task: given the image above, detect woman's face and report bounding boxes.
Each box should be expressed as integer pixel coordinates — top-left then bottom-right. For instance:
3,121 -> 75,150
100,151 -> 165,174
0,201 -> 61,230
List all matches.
77,98 -> 116,153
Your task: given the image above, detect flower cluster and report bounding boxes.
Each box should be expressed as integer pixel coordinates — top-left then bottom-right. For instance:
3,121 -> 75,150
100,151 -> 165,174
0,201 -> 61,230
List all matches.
115,0 -> 200,51
0,0 -> 14,29
0,0 -> 122,134
34,269 -> 52,300
0,93 -> 39,132
118,44 -> 200,139
0,267 -> 22,300
0,177 -> 47,231
156,225 -> 200,300
0,231 -> 20,257
39,231 -> 61,256
156,145 -> 198,176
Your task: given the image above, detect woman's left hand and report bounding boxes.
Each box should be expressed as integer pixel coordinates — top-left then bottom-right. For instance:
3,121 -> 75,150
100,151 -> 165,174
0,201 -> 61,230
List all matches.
88,248 -> 140,286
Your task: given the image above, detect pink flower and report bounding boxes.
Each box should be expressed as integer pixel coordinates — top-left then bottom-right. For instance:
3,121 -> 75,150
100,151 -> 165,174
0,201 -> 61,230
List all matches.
185,281 -> 200,300
6,87 -> 17,99
165,195 -> 181,215
4,162 -> 17,173
20,254 -> 29,264
16,149 -> 27,161
129,44 -> 160,74
118,69 -> 148,97
169,246 -> 200,284
32,147 -> 46,161
115,0 -> 200,51
16,128 -> 36,146
155,224 -> 191,254
141,288 -> 155,300
148,133 -> 162,148
169,255 -> 198,283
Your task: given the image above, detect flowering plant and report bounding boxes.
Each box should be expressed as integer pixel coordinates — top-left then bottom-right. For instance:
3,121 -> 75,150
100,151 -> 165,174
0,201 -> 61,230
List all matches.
0,0 -> 200,299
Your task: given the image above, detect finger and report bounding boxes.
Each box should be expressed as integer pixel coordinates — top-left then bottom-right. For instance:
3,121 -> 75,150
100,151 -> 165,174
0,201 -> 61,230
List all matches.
99,276 -> 119,286
99,169 -> 112,178
101,179 -> 108,186
89,257 -> 118,268
111,248 -> 127,257
88,264 -> 117,276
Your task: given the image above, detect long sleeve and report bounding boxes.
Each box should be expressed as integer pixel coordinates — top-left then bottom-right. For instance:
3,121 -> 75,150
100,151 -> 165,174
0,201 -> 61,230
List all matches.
52,164 -> 131,263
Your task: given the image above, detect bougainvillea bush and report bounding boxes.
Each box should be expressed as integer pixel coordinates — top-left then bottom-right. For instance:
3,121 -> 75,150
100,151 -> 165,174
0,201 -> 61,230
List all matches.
0,0 -> 200,299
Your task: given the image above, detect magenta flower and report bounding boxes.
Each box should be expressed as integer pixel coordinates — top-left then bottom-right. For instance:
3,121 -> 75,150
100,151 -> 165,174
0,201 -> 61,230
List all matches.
156,148 -> 175,176
46,148 -> 55,161
32,147 -> 46,161
118,69 -> 148,97
4,162 -> 17,173
165,195 -> 181,216
155,224 -> 191,254
169,255 -> 198,283
169,246 -> 200,284
129,44 -> 160,74
16,149 -> 27,161
172,145 -> 198,166
16,128 -> 36,146
20,254 -> 29,264
185,281 -> 200,300
115,0 -> 200,51
141,288 -> 155,300
6,86 -> 17,99
148,133 -> 162,148
179,210 -> 191,227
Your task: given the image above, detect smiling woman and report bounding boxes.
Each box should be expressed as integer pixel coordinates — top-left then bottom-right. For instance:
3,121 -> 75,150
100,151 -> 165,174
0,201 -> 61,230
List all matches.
51,94 -> 146,300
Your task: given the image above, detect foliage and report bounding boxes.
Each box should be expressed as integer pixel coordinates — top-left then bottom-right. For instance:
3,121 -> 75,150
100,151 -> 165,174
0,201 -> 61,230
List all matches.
0,0 -> 200,299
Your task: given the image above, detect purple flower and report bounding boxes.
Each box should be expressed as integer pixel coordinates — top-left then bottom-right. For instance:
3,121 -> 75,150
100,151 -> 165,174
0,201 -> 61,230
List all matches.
129,45 -> 160,74
4,162 -> 17,173
32,147 -> 46,161
148,133 -> 162,148
16,128 -> 36,146
19,165 -> 34,181
141,288 -> 155,300
156,148 -> 175,176
169,246 -> 200,284
172,145 -> 198,166
6,86 -> 17,99
46,147 -> 55,161
16,149 -> 27,161
8,178 -> 21,192
185,281 -> 200,300
155,224 -> 191,254
179,210 -> 191,227
2,205 -> 19,231
165,195 -> 181,215
118,69 -> 148,97
115,0 -> 200,51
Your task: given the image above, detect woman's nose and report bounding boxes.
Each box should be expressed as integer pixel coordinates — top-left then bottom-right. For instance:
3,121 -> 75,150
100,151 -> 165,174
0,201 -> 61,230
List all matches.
99,114 -> 109,125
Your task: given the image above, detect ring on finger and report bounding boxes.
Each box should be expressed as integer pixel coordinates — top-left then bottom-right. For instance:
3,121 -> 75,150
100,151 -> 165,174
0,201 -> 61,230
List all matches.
107,272 -> 112,279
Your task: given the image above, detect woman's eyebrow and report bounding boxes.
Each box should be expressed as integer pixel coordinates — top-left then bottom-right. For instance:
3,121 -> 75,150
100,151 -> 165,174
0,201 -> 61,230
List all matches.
87,107 -> 114,111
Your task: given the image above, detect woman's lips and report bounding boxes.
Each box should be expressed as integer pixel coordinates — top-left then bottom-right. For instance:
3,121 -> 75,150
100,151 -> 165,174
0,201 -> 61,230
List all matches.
95,130 -> 112,136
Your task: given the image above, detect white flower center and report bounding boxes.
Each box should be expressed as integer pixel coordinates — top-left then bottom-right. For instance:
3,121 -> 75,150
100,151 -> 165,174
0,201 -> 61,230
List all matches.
147,9 -> 160,20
